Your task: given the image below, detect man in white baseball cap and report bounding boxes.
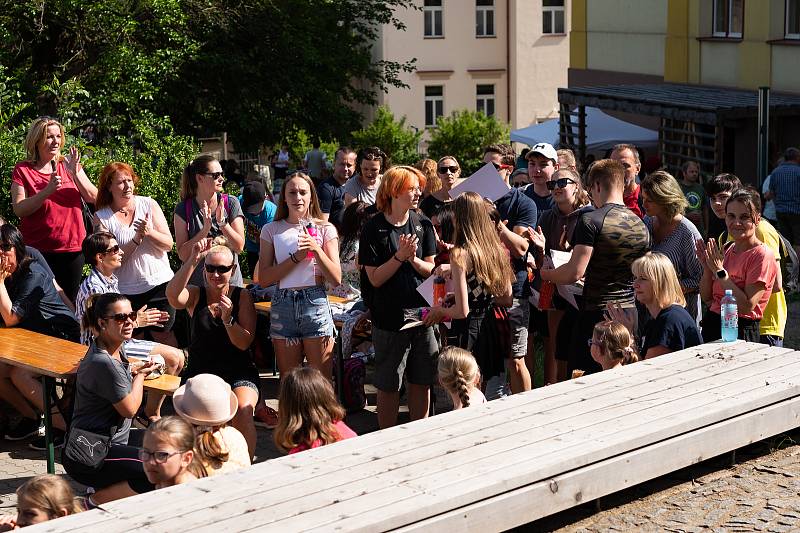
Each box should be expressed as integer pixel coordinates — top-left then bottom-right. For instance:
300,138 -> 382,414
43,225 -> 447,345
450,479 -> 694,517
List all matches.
524,142 -> 559,213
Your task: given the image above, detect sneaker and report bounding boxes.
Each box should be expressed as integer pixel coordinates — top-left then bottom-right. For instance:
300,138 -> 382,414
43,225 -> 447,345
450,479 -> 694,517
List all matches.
254,403 -> 278,429
4,417 -> 44,441
28,430 -> 65,451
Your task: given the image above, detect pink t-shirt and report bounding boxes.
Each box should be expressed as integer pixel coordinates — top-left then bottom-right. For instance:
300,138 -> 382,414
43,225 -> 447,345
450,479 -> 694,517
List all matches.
11,160 -> 86,252
710,243 -> 776,320
288,420 -> 357,454
260,219 -> 338,286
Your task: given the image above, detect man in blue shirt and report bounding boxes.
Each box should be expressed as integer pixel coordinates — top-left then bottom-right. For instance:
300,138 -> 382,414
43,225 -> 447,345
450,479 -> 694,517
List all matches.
767,147 -> 800,258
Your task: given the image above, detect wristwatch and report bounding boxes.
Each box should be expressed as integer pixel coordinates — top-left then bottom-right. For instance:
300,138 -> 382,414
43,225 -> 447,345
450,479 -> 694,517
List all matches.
716,269 -> 728,280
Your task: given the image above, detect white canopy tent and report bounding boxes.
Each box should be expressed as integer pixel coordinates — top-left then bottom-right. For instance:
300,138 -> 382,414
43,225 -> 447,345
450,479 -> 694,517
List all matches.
510,107 -> 658,151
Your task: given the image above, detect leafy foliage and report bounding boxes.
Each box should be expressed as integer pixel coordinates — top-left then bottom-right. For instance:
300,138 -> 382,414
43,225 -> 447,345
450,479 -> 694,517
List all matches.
426,110 -> 510,174
351,106 -> 422,166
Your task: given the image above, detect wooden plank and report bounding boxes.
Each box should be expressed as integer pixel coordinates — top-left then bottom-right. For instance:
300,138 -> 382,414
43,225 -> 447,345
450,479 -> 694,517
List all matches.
144,374 -> 180,395
395,396 -> 800,533
255,295 -> 351,315
123,345 -> 796,530
0,328 -> 85,377
102,343 -> 784,526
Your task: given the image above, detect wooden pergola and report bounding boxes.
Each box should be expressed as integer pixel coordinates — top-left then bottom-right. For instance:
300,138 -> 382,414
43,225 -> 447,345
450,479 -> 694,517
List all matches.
557,84 -> 800,177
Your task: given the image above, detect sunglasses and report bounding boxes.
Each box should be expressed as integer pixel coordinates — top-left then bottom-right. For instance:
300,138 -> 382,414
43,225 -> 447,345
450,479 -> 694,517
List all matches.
205,263 -> 235,274
491,162 -> 513,172
138,449 -> 182,464
103,244 -> 121,255
0,242 -> 13,252
438,166 -> 459,174
546,177 -> 577,191
201,171 -> 225,180
104,311 -> 137,323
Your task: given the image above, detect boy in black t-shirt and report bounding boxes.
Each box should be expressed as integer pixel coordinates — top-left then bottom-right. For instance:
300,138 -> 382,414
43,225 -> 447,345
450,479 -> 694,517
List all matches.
359,166 -> 438,429
541,159 -> 650,375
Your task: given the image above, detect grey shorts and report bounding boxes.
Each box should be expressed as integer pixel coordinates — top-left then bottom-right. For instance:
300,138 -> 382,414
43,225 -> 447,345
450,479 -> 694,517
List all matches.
508,297 -> 529,359
372,325 -> 439,392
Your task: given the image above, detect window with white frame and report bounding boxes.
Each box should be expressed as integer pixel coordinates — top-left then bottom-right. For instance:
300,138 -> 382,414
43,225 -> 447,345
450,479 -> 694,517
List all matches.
542,0 -> 565,35
425,86 -> 444,127
476,84 -> 495,116
476,0 -> 495,37
787,0 -> 800,38
424,0 -> 443,38
713,0 -> 744,38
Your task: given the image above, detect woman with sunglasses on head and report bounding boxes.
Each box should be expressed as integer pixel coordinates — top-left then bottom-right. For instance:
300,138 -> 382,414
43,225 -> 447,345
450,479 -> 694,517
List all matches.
75,232 -> 185,422
696,188 -> 778,343
527,169 -> 593,384
62,292 -> 157,506
0,223 -> 79,447
10,116 -> 98,303
174,155 -> 245,288
167,238 -> 259,458
419,156 -> 462,219
93,162 -> 177,346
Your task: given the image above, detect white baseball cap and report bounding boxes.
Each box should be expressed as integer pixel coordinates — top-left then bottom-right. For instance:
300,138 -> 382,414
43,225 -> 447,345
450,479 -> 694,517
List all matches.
527,142 -> 558,163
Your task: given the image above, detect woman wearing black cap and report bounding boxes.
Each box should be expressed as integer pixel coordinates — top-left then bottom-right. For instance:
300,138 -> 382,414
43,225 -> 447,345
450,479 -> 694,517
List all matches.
239,180 -> 277,278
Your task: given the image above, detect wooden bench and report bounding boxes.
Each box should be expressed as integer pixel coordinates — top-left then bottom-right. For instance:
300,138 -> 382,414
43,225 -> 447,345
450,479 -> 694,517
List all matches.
32,340 -> 800,532
0,328 -> 180,474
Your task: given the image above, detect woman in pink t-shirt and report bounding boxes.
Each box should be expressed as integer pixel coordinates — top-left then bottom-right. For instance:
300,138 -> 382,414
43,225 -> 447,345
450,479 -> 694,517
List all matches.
274,366 -> 356,455
10,117 -> 98,302
697,188 -> 777,342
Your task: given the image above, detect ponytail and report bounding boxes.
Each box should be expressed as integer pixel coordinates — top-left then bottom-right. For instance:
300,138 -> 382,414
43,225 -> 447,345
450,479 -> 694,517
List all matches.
181,154 -> 218,201
592,320 -> 638,366
194,426 -> 230,469
82,293 -> 128,336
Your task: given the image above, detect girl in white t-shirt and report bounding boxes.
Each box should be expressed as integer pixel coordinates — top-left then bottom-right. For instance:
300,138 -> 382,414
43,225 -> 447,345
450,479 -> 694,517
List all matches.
259,172 -> 341,381
437,346 -> 487,409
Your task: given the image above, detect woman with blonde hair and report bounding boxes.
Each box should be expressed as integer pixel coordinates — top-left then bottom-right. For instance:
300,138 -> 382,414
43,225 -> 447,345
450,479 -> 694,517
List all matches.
640,170 -> 703,320
425,191 -> 514,385
419,155 -> 463,219
415,158 -> 440,198
359,165 -> 437,429
11,116 -> 98,302
609,252 -> 701,359
166,238 -> 259,457
0,474 -> 81,529
528,168 -> 593,383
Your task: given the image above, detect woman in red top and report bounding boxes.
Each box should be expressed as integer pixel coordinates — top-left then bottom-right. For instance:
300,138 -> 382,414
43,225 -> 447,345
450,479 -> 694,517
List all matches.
11,117 -> 98,302
697,188 -> 777,342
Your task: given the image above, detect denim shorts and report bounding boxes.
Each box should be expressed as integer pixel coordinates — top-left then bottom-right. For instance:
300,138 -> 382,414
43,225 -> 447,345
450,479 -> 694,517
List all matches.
270,285 -> 335,342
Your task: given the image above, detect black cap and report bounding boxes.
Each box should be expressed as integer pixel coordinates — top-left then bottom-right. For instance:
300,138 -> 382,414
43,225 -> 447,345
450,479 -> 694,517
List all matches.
241,181 -> 266,210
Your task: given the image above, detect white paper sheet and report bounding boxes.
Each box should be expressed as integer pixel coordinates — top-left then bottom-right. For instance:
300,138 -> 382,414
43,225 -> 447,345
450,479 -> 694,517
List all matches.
549,250 -> 583,310
449,162 -> 510,202
415,275 -> 453,328
273,231 -> 315,288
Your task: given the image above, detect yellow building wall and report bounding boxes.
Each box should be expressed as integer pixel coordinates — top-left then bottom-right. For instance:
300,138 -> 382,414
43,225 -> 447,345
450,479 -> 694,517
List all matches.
664,0 -> 689,82
771,46 -> 800,92
570,0 -> 587,69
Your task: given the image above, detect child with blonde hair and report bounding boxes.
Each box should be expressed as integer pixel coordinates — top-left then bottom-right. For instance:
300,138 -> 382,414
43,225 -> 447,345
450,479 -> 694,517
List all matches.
274,366 -> 357,454
589,320 -> 639,371
437,346 -> 487,409
141,416 -> 207,489
0,475 -> 81,529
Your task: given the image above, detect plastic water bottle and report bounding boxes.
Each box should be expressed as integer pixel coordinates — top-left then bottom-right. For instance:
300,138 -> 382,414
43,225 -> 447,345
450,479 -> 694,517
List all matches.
720,289 -> 738,342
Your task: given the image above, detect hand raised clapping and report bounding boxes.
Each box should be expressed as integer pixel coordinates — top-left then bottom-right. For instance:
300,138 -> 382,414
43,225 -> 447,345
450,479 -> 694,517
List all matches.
190,238 -> 213,264
396,233 -> 418,262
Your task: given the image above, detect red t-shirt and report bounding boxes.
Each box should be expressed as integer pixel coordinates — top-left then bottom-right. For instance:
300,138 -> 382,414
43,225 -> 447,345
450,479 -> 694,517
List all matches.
623,184 -> 644,219
11,160 -> 86,253
288,420 -> 357,454
710,243 -> 777,320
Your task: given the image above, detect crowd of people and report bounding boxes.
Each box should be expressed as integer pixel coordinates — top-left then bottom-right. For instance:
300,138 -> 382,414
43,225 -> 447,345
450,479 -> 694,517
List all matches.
0,114 -> 796,525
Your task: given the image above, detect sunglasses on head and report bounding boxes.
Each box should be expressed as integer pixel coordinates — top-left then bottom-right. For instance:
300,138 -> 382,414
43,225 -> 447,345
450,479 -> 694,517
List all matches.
104,311 -> 137,323
438,165 -> 459,174
512,182 -> 527,188
204,263 -> 235,274
546,177 -> 577,191
491,162 -> 513,172
103,244 -> 121,255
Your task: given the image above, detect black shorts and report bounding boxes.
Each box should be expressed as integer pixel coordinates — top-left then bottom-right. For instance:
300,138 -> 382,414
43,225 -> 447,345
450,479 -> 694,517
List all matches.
61,443 -> 154,494
125,282 -> 177,332
528,304 -> 549,338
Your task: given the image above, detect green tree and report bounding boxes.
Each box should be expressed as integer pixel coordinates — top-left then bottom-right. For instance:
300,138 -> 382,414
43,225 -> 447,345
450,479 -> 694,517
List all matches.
427,110 -> 510,174
351,106 -> 422,166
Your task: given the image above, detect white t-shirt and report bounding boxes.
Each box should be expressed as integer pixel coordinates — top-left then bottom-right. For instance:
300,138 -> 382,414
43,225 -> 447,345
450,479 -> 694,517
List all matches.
260,219 -> 338,288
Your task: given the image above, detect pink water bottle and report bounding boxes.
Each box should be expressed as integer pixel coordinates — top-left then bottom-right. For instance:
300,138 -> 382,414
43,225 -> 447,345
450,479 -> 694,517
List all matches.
305,221 -> 318,259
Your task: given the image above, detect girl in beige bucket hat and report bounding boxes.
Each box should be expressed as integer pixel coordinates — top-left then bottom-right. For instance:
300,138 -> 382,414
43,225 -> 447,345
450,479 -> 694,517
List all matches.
172,374 -> 251,476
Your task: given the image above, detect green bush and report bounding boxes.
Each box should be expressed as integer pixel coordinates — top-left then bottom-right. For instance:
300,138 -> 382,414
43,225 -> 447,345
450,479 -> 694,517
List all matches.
351,106 -> 422,166
426,110 -> 510,175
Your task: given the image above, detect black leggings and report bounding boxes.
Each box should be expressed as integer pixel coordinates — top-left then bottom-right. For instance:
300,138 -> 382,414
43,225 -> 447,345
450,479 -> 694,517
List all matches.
41,251 -> 84,304
62,444 -> 154,494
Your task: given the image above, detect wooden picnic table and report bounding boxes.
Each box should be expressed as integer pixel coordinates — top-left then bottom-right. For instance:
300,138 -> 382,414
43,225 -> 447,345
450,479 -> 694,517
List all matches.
0,328 -> 179,474
32,340 -> 800,532
254,294 -> 351,315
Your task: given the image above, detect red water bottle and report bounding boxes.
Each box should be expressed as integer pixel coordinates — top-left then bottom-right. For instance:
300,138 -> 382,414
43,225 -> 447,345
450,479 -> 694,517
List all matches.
433,276 -> 446,306
539,280 -> 555,310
